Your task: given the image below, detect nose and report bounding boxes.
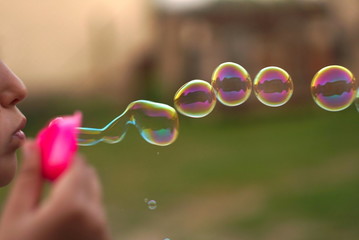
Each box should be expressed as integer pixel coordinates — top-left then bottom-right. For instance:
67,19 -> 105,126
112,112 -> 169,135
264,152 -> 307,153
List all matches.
0,63 -> 28,108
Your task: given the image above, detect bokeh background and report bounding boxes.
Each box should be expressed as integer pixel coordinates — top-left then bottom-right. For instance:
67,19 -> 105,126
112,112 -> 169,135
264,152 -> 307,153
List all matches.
1,0 -> 359,239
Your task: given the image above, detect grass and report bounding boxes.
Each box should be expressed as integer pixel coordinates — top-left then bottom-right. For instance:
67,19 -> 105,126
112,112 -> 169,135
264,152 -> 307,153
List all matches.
1,97 -> 359,239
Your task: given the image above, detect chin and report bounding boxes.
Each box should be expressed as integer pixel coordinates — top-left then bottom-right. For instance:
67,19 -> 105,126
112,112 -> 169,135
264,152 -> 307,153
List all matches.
0,153 -> 17,187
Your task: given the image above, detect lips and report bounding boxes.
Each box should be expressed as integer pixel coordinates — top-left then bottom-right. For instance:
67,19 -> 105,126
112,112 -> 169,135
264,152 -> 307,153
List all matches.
13,118 -> 27,139
13,130 -> 26,140
8,117 -> 27,150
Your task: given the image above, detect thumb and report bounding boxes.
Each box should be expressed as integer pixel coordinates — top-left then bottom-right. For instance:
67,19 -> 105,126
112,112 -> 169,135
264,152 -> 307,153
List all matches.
3,140 -> 44,218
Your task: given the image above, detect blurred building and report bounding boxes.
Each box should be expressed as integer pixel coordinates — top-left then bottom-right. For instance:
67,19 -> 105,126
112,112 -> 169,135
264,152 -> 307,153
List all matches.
1,0 -> 359,105
0,0 -> 156,102
153,0 -> 347,104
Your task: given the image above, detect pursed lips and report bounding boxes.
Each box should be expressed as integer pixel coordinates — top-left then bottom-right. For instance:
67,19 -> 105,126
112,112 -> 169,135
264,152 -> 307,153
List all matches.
12,117 -> 27,142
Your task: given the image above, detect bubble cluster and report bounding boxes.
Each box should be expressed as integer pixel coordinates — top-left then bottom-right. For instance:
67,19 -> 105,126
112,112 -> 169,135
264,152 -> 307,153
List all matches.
77,62 -> 359,148
77,100 -> 179,146
311,65 -> 357,111
211,62 -> 252,106
253,66 -> 293,107
174,80 -> 216,118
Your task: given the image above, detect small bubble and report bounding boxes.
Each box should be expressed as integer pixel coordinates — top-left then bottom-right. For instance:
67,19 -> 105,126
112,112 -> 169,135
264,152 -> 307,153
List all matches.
147,200 -> 157,210
144,198 -> 149,203
157,152 -> 160,155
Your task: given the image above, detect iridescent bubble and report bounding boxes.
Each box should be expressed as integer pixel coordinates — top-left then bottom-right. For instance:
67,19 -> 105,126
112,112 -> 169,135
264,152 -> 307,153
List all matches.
253,66 -> 293,107
311,65 -> 357,111
211,62 -> 252,106
147,200 -> 157,210
77,100 -> 179,146
174,80 -> 216,118
355,89 -> 359,112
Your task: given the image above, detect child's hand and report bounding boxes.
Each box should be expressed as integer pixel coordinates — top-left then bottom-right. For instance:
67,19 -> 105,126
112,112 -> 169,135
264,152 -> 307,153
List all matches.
0,140 -> 111,240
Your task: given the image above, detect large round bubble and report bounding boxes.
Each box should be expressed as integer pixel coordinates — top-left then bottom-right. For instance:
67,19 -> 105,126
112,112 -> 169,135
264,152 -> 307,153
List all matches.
253,66 -> 293,107
311,65 -> 357,111
174,80 -> 216,118
211,62 -> 252,106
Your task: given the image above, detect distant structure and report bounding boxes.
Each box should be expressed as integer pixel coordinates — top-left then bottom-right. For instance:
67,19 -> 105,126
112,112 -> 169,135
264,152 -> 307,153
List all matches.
153,0 -> 342,105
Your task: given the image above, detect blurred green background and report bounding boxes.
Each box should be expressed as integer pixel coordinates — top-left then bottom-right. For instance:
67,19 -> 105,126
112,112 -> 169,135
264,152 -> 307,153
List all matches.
2,97 -> 356,240
1,0 -> 359,239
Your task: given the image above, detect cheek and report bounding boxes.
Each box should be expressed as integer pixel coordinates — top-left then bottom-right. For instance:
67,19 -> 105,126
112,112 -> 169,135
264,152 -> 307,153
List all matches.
0,115 -> 17,186
0,118 -> 8,155
0,152 -> 17,187
0,132 -> 6,155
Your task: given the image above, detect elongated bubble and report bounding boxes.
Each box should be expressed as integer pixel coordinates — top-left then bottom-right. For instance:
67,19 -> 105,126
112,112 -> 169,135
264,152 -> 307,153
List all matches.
77,100 -> 179,146
311,65 -> 357,111
211,62 -> 252,106
253,66 -> 293,107
174,80 -> 216,118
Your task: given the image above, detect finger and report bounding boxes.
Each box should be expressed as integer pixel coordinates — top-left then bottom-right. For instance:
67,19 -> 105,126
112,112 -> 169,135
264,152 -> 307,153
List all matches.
37,156 -> 99,222
84,164 -> 103,204
41,155 -> 94,212
35,155 -> 86,222
47,155 -> 87,202
66,157 -> 102,202
86,202 -> 111,240
3,140 -> 44,218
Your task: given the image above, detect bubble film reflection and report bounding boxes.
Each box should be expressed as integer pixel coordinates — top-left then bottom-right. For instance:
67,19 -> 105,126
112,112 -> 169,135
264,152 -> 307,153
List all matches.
211,62 -> 252,106
174,80 -> 216,118
311,65 -> 357,111
77,100 -> 179,146
355,89 -> 359,112
253,66 -> 293,107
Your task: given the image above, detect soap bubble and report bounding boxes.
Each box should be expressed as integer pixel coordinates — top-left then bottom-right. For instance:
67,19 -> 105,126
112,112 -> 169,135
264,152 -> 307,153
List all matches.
211,62 -> 252,106
311,65 -> 357,111
147,200 -> 157,210
253,66 -> 293,107
355,89 -> 359,112
174,80 -> 216,118
77,100 -> 179,146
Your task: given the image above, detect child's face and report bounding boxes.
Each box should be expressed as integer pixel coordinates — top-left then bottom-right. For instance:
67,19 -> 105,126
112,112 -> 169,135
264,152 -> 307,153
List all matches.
0,61 -> 27,186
